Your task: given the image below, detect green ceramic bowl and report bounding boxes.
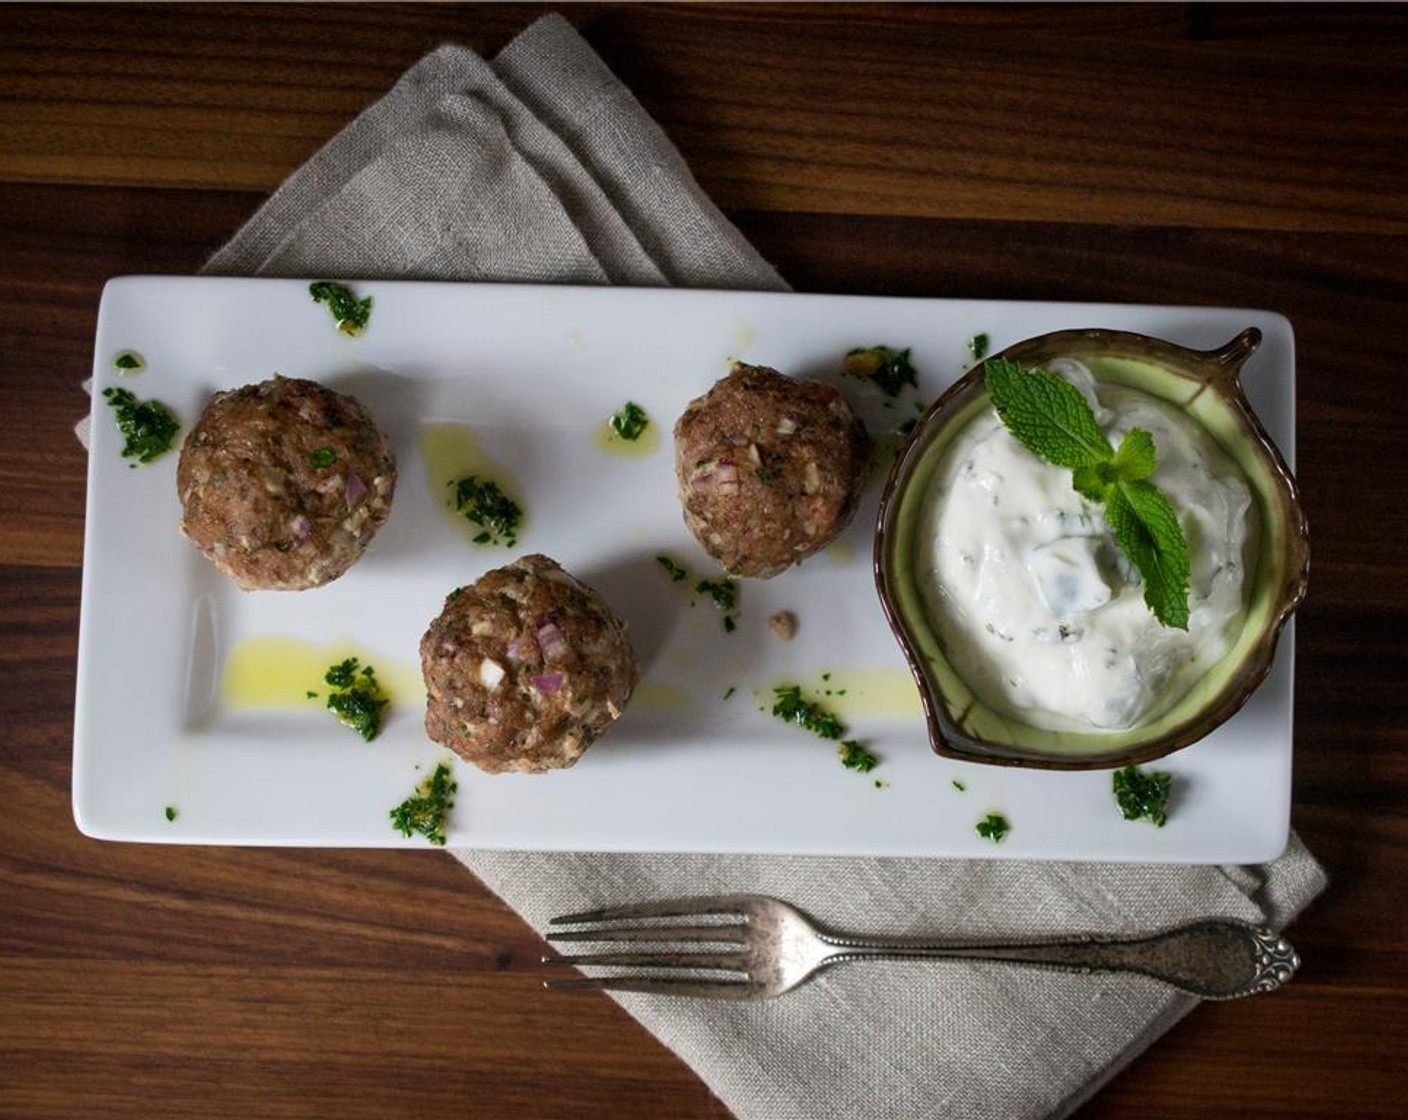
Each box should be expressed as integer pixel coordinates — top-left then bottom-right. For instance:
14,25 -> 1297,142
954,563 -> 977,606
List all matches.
873,327 -> 1309,770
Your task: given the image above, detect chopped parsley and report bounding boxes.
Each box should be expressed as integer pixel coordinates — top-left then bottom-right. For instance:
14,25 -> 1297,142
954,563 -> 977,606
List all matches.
967,333 -> 990,361
323,657 -> 388,741
656,554 -> 689,582
113,349 -> 145,373
771,684 -> 844,740
722,686 -> 736,700
310,447 -> 336,469
609,401 -> 650,441
838,740 -> 879,773
773,684 -> 881,774
309,280 -> 372,335
952,779 -> 967,792
452,475 -> 522,546
101,387 -> 179,465
655,556 -> 741,632
1112,764 -> 1173,827
975,812 -> 1010,842
843,345 -> 918,397
389,761 -> 457,846
164,805 -> 177,823
695,577 -> 739,632
324,660 -> 357,689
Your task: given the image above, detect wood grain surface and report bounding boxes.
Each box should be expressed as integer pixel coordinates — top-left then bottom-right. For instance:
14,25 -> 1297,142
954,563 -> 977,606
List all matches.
2,4 -> 1407,1118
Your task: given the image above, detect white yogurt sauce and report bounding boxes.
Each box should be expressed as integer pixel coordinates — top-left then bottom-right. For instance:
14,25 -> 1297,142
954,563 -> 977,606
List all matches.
919,359 -> 1252,732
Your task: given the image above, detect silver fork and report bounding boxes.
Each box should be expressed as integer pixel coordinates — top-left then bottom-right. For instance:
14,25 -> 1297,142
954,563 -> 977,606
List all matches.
542,893 -> 1299,1001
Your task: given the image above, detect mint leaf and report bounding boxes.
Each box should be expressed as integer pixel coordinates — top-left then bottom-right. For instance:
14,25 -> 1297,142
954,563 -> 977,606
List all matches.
1106,480 -> 1191,630
1072,461 -> 1115,503
984,360 -> 1192,629
984,358 -> 1112,469
1112,428 -> 1156,482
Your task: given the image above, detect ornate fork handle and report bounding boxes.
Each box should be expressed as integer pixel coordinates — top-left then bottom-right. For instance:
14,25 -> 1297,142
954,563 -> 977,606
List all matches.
817,919 -> 1298,1000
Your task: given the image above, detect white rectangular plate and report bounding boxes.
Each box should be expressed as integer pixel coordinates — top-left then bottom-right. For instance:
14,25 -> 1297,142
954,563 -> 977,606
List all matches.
75,277 -> 1295,861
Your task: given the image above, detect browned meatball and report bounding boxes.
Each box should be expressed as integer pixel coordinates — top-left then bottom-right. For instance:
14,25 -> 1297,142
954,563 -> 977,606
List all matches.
177,376 -> 396,590
420,554 -> 640,774
673,362 -> 870,577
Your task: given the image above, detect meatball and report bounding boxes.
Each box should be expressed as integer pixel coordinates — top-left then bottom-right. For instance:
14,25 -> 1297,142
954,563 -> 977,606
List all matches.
420,554 -> 639,774
177,375 -> 396,590
673,362 -> 870,577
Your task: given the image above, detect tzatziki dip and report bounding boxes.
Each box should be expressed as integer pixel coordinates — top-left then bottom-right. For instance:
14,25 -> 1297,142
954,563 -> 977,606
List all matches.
918,359 -> 1252,732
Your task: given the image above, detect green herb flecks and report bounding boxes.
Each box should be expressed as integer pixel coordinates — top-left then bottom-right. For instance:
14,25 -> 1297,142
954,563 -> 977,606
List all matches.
164,805 -> 177,823
844,345 -> 919,397
309,280 -> 372,336
390,761 -> 457,846
656,554 -> 689,582
695,577 -> 739,632
452,475 -> 522,547
324,659 -> 357,689
838,740 -> 879,773
609,401 -> 650,442
984,357 -> 1191,629
771,684 -> 845,740
772,685 -> 881,774
952,779 -> 967,792
113,349 -> 145,373
655,556 -> 741,632
310,447 -> 336,469
322,657 -> 388,742
1112,764 -> 1173,827
975,812 -> 1010,842
966,333 -> 990,362
101,387 -> 180,465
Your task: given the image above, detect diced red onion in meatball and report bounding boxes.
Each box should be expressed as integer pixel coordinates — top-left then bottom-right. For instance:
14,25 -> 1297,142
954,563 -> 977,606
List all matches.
672,362 -> 869,578
419,554 -> 640,774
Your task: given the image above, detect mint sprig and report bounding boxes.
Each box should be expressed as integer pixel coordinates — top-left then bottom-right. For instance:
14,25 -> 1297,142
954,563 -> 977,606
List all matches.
984,358 -> 1190,629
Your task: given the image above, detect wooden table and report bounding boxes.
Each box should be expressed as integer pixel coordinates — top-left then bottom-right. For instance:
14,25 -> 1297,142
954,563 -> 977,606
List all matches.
3,4 -> 1406,1117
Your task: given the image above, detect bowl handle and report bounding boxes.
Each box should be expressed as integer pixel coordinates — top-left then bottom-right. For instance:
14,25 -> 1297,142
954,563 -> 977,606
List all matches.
1201,327 -> 1262,385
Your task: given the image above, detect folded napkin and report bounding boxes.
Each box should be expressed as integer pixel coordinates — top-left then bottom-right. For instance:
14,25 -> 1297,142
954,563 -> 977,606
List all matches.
197,14 -> 1324,1119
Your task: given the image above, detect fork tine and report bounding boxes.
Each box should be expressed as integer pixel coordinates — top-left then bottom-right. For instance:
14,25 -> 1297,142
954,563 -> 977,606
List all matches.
542,950 -> 748,971
544,976 -> 763,999
549,894 -> 754,925
546,924 -> 747,945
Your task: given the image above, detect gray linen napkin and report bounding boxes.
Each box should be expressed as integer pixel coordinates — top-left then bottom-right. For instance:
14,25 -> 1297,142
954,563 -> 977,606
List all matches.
198,14 -> 1325,1119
